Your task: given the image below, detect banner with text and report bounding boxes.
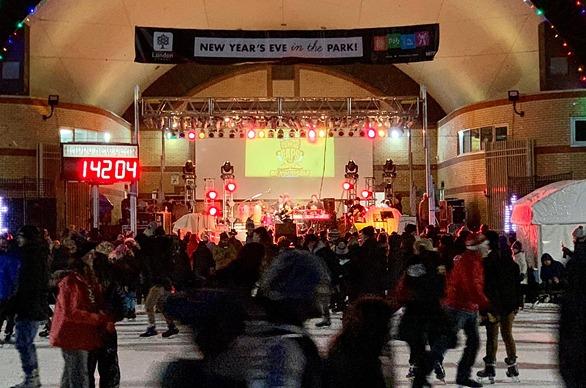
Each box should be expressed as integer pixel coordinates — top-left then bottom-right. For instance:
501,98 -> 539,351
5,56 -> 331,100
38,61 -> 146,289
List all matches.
135,25 -> 439,65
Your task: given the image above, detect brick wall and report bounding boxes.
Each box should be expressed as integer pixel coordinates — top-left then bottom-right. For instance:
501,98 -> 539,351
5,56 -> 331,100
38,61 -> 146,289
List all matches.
0,97 -> 131,232
438,90 -> 586,226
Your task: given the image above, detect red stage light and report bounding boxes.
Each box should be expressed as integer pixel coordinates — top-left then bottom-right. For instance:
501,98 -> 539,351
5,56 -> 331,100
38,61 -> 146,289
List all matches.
208,206 -> 219,217
206,190 -> 218,200
225,182 -> 237,193
361,189 -> 372,199
342,181 -> 353,191
247,129 -> 256,139
367,128 -> 376,139
308,129 -> 317,141
187,130 -> 197,141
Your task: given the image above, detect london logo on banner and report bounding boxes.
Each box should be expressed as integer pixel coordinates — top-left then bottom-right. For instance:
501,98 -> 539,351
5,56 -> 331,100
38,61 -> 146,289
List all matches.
135,25 -> 439,65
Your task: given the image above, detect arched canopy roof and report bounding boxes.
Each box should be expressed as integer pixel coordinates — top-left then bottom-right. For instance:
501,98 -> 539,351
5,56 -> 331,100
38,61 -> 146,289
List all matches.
28,0 -> 540,116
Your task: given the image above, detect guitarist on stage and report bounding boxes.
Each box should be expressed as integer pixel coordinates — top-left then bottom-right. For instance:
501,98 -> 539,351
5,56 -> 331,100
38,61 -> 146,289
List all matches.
349,197 -> 366,223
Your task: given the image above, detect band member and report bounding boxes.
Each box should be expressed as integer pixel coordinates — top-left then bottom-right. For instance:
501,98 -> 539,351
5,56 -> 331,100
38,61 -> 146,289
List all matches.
306,194 -> 324,210
349,197 -> 366,222
275,194 -> 293,222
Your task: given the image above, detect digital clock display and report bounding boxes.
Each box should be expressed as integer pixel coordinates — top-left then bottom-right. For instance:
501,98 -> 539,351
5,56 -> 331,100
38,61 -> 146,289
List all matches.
61,143 -> 140,184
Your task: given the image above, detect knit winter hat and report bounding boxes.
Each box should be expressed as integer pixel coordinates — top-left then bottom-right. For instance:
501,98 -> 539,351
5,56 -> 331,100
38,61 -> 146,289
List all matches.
16,225 -> 40,240
259,249 -> 330,301
572,226 -> 585,242
335,241 -> 349,255
95,241 -> 115,256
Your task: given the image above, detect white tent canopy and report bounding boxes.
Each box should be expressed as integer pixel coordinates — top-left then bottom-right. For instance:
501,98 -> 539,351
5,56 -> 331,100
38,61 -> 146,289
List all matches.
512,180 -> 586,225
512,180 -> 586,264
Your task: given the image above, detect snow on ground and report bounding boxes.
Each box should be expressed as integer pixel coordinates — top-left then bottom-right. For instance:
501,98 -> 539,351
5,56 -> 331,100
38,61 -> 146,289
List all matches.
0,304 -> 563,387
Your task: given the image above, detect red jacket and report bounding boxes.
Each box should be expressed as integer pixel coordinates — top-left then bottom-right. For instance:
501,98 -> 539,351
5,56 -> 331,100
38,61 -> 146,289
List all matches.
49,272 -> 108,351
443,249 -> 489,313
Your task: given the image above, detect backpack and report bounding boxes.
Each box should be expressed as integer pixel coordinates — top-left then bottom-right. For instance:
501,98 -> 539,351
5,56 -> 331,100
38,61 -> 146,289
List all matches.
0,252 -> 21,303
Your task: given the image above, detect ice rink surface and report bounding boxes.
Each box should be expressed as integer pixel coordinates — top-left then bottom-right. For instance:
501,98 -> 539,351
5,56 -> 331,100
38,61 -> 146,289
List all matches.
0,304 -> 563,387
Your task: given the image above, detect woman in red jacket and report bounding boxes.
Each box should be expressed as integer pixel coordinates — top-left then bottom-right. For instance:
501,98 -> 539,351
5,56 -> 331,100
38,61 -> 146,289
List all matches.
49,250 -> 112,388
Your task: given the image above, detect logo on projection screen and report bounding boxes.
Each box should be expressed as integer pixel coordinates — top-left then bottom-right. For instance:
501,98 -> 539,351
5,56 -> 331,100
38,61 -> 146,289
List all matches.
245,138 -> 334,178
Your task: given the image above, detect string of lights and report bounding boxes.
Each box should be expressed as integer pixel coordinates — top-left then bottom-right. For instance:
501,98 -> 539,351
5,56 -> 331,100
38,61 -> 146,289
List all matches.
524,0 -> 586,84
0,1 -> 44,62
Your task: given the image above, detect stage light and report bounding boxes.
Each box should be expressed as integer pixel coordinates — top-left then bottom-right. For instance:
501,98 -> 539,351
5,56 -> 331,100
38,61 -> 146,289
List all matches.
225,181 -> 237,193
277,129 -> 284,139
258,130 -> 266,138
390,127 -> 404,139
187,130 -> 197,141
338,130 -> 345,137
342,181 -> 353,191
198,130 -> 206,139
229,130 -> 236,138
247,129 -> 256,139
328,131 -> 335,137
289,129 -> 296,138
206,190 -> 218,200
377,129 -> 386,138
166,131 -> 175,140
208,206 -> 219,217
218,130 -> 225,138
367,128 -> 376,139
308,129 -> 317,142
345,160 -> 359,175
359,130 -> 365,137
220,161 -> 235,179
318,129 -> 326,138
348,131 -> 354,137
268,129 -> 275,138
361,189 -> 372,199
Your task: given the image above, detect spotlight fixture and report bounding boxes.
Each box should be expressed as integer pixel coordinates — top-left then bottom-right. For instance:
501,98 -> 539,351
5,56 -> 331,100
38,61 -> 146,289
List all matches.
220,161 -> 235,179
247,129 -> 256,139
268,129 -> 275,138
367,128 -> 376,139
390,127 -> 404,139
42,95 -> 59,120
508,90 -> 525,117
344,160 -> 359,179
277,129 -> 284,139
289,129 -> 296,138
198,130 -> 206,139
338,130 -> 345,137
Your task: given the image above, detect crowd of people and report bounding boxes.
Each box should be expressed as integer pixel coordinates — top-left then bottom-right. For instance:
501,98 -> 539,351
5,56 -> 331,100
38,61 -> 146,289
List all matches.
0,220 -> 585,388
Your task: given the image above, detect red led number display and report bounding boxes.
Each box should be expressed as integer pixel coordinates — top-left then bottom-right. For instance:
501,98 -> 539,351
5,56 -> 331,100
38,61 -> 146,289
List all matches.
79,158 -> 139,183
62,158 -> 140,184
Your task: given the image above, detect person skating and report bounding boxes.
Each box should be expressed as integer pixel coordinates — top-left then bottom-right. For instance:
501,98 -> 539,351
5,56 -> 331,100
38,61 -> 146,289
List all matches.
477,231 -> 522,384
10,226 -> 50,388
435,233 -> 489,387
559,226 -> 586,387
50,250 -> 113,388
325,297 -> 394,388
395,238 -> 454,388
139,278 -> 178,338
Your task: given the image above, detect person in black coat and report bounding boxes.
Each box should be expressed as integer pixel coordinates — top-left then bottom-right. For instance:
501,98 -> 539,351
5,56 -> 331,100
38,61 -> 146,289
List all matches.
477,231 -> 521,382
346,226 -> 387,301
326,297 -> 394,388
540,253 -> 565,292
559,226 -> 586,387
12,225 -> 49,387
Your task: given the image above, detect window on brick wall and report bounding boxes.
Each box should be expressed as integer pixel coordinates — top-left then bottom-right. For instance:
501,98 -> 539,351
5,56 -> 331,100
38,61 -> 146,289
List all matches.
571,117 -> 586,147
59,128 -> 110,143
458,125 -> 508,155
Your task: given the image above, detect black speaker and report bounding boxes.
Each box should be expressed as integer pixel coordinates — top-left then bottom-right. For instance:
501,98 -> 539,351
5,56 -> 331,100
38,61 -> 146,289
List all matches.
275,222 -> 297,241
452,206 -> 466,224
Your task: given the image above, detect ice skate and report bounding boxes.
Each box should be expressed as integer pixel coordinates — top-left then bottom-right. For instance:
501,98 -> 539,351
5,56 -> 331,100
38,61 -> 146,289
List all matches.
434,361 -> 446,384
505,357 -> 520,383
162,325 -> 179,338
10,369 -> 41,388
476,359 -> 496,384
456,377 -> 483,387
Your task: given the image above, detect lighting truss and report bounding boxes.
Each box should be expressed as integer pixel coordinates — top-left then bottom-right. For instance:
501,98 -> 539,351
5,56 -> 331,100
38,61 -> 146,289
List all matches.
141,97 -> 420,133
